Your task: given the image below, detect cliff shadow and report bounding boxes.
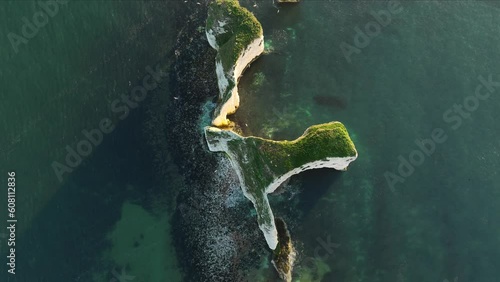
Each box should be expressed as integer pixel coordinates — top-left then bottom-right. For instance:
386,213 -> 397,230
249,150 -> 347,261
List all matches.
295,168 -> 343,215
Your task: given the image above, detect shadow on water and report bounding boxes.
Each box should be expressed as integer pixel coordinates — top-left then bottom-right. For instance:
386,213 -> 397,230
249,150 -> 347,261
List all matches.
296,168 -> 342,215
13,107 -> 158,282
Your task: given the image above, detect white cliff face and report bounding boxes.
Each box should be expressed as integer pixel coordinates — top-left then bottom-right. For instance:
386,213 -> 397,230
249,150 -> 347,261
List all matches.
266,155 -> 358,194
261,155 -> 358,249
206,29 -> 219,50
215,61 -> 229,97
205,126 -> 238,152
232,36 -> 264,86
212,36 -> 264,126
205,127 -> 277,249
259,155 -> 357,249
206,20 -> 227,50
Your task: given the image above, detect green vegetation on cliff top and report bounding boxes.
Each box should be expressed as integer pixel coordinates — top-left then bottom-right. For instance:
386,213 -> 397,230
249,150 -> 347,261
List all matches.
273,217 -> 294,280
207,0 -> 263,70
205,121 -> 357,234
206,121 -> 357,195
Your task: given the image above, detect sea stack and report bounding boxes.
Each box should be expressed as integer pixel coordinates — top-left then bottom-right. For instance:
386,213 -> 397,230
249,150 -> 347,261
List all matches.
204,0 -> 358,279
206,0 -> 264,127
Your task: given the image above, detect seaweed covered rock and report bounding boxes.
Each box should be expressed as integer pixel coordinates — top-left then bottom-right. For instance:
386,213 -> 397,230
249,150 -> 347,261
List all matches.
205,121 -> 358,249
206,0 -> 264,126
272,218 -> 296,282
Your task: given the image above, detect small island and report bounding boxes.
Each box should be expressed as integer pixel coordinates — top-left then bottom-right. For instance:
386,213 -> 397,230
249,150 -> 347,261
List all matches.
205,0 -> 358,280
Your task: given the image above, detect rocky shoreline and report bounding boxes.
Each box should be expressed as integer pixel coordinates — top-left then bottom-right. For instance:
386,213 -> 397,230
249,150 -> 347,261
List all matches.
165,1 -> 357,281
164,1 -> 270,281
205,0 -> 264,126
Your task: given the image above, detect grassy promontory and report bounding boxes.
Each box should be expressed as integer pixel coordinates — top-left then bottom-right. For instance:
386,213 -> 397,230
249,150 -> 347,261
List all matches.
205,121 -> 358,250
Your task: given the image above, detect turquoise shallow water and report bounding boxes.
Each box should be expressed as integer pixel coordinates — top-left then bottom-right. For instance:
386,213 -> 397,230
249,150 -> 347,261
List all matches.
1,1 -> 500,281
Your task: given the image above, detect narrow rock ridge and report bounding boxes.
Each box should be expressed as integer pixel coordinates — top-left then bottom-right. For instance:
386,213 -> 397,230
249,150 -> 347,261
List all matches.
266,155 -> 357,194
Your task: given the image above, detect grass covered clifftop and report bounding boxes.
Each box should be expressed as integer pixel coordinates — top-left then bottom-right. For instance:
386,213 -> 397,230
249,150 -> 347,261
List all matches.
205,121 -> 358,249
206,122 -> 357,188
256,122 -> 357,176
206,0 -> 263,70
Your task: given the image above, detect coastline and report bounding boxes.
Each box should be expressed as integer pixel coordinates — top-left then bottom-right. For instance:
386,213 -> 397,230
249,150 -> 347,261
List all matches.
165,2 -> 268,280
203,1 -> 358,280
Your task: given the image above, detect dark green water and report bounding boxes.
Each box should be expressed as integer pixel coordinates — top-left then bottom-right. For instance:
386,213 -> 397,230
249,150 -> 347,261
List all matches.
1,1 -> 500,282
235,1 -> 500,281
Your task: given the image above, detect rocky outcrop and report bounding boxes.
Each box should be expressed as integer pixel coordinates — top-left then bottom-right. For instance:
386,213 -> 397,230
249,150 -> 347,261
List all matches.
206,0 -> 264,126
272,218 -> 296,282
205,122 -> 358,250
204,1 -> 358,280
